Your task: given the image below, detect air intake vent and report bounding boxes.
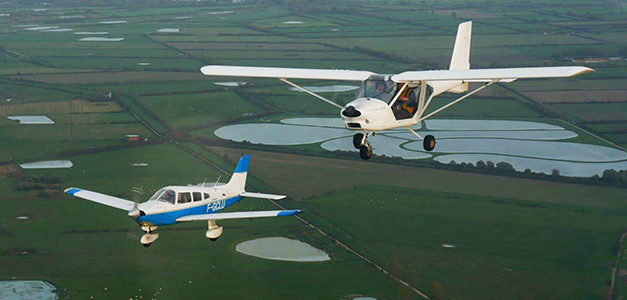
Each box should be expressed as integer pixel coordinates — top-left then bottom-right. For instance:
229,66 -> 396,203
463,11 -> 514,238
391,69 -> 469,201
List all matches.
342,106 -> 361,118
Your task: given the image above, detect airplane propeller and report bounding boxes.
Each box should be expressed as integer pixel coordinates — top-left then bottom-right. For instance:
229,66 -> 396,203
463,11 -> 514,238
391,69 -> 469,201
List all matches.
127,201 -> 142,218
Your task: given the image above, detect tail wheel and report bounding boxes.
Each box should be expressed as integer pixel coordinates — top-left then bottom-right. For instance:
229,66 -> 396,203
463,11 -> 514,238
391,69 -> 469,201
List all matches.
352,133 -> 364,149
359,144 -> 372,160
423,135 -> 436,151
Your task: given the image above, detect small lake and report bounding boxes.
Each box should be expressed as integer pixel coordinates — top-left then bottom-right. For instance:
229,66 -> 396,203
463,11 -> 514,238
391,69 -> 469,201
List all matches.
79,37 -> 124,42
20,160 -> 73,169
236,237 -> 330,262
8,115 -> 54,125
0,280 -> 57,300
288,85 -> 359,93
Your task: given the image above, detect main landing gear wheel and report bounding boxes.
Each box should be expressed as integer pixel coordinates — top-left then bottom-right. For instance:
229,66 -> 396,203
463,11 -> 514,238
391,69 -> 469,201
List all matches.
353,133 -> 364,149
359,144 -> 372,160
423,135 -> 436,151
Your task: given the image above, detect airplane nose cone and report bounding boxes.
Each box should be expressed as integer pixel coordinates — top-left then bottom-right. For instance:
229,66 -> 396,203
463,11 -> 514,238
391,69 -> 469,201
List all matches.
342,106 -> 361,118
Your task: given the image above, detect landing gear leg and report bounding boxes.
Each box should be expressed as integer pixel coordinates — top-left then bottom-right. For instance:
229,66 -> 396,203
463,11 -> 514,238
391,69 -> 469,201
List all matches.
423,134 -> 436,151
140,225 -> 159,247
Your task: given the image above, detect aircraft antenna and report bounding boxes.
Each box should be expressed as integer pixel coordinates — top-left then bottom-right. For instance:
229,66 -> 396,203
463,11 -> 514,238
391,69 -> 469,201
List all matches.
213,176 -> 221,187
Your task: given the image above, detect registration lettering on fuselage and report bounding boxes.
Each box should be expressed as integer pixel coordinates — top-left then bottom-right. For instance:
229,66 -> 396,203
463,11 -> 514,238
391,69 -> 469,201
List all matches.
207,200 -> 226,212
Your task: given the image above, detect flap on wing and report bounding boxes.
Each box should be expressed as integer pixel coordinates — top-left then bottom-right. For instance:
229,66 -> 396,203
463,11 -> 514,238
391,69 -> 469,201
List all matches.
201,65 -> 374,81
176,209 -> 302,222
64,187 -> 135,211
241,192 -> 286,200
392,66 -> 593,82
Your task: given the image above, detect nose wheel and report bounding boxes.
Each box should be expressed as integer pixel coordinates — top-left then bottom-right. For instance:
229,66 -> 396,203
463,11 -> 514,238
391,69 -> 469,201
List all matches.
353,133 -> 373,160
423,134 -> 436,151
359,143 -> 372,160
140,225 -> 159,247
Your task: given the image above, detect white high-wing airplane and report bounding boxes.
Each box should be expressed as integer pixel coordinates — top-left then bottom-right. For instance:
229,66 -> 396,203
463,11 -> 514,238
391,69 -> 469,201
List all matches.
64,155 -> 301,247
201,21 -> 593,160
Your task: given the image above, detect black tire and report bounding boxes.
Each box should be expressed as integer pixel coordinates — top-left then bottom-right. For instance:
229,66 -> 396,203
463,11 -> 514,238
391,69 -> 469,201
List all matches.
359,145 -> 372,160
210,237 -> 218,242
352,133 -> 364,149
142,243 -> 151,248
423,135 -> 436,151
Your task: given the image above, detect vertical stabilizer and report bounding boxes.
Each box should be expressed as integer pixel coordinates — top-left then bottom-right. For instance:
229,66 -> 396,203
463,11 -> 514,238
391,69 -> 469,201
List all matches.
426,21 -> 473,97
446,21 -> 472,93
225,154 -> 249,191
450,21 -> 472,71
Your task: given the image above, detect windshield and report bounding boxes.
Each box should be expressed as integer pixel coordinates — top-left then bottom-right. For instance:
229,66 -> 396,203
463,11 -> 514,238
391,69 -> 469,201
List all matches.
357,79 -> 397,103
158,189 -> 176,204
149,188 -> 165,201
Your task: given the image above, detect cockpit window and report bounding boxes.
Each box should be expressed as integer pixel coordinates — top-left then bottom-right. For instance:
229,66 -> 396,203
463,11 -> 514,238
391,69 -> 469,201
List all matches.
357,79 -> 397,103
178,192 -> 192,204
158,189 -> 175,204
193,192 -> 202,202
149,188 -> 165,201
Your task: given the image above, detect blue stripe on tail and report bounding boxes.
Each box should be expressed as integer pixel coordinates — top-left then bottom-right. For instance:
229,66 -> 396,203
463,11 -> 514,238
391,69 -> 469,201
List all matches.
234,154 -> 250,173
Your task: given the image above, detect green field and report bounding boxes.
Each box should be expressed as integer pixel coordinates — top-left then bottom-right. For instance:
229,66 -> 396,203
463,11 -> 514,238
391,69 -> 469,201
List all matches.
0,1 -> 626,299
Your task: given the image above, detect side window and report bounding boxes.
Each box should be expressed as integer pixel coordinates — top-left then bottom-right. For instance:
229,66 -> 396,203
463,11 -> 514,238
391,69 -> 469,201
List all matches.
159,189 -> 175,204
193,192 -> 202,202
178,192 -> 192,204
203,193 -> 210,200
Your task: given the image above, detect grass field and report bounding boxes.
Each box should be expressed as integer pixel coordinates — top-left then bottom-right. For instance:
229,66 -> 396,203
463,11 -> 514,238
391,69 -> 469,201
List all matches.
0,1 -> 625,299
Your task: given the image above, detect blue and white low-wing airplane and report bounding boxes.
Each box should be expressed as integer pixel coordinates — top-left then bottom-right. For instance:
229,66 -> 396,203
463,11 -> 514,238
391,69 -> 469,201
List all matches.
64,155 -> 302,247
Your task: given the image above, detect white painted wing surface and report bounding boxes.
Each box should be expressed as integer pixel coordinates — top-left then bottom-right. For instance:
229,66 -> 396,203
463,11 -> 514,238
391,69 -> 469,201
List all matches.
392,66 -> 593,82
201,65 -> 374,81
176,209 -> 302,222
64,187 -> 135,211
241,192 -> 286,200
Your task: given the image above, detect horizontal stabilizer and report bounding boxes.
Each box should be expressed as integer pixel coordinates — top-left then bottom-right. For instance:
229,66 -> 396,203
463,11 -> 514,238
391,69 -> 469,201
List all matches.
64,187 -> 135,211
241,192 -> 286,200
176,209 -> 302,222
201,65 -> 373,81
392,66 -> 593,82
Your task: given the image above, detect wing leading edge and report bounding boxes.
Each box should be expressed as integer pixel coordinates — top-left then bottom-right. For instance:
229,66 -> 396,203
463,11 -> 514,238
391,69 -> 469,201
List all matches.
176,209 -> 302,222
392,66 -> 593,82
64,187 -> 135,211
201,65 -> 374,81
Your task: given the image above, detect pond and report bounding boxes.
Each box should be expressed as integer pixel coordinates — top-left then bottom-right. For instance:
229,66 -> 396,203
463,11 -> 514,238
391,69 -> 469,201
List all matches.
236,237 -> 330,262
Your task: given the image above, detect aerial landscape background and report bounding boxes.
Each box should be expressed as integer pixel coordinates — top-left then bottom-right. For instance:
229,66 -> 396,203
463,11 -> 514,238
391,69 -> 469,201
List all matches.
0,0 -> 625,299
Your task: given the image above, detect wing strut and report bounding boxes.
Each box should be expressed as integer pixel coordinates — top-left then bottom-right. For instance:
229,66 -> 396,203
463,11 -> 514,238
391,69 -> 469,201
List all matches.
280,78 -> 343,109
417,80 -> 497,122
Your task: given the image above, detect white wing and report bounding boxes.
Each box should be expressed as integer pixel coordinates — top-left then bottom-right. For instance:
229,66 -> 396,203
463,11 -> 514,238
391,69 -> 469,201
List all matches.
241,192 -> 286,200
176,209 -> 302,222
392,66 -> 593,82
201,65 -> 374,81
64,187 -> 135,211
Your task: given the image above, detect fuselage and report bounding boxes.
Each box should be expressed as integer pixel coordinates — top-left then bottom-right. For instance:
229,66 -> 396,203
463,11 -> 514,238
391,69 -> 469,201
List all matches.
340,97 -> 417,131
135,185 -> 241,226
340,75 -> 421,132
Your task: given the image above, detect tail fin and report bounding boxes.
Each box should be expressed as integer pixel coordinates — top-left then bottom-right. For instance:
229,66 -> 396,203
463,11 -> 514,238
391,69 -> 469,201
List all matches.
447,21 -> 472,93
427,21 -> 473,97
450,21 -> 472,71
224,154 -> 250,191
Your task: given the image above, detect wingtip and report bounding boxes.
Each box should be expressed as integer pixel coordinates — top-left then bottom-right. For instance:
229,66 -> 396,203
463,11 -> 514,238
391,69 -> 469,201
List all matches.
64,187 -> 82,195
572,66 -> 595,77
